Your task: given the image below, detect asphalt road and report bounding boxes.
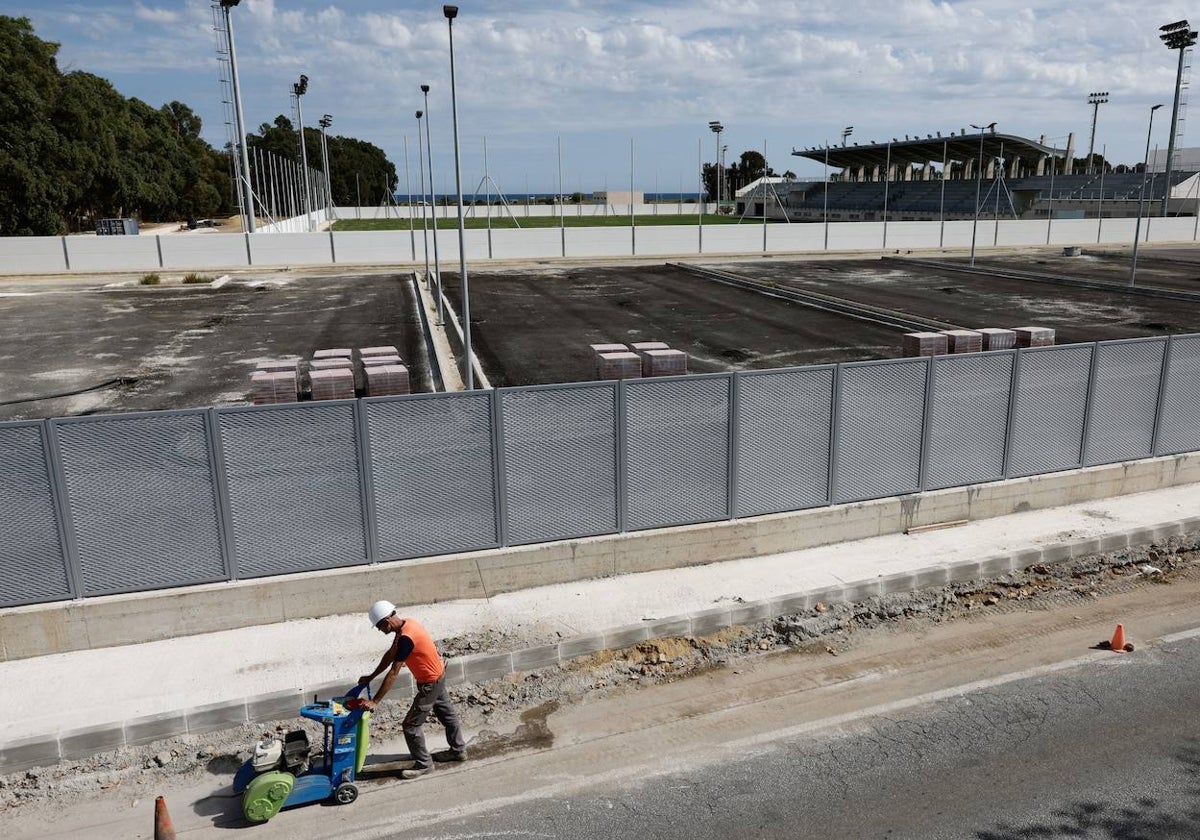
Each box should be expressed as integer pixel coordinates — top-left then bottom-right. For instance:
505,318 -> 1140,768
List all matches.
395,630 -> 1200,840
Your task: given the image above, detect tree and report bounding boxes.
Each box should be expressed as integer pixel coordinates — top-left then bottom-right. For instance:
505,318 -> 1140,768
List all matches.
701,149 -> 777,202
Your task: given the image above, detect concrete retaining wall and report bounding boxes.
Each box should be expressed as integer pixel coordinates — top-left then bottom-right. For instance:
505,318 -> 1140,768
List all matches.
2,451 -> 1196,663
4,215 -> 1197,276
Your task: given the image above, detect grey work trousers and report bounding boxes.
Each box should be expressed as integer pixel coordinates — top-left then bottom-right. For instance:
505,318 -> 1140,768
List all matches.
402,674 -> 465,768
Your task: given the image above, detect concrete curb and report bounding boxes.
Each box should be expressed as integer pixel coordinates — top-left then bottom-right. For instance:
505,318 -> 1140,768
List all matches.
3,518 -> 1193,775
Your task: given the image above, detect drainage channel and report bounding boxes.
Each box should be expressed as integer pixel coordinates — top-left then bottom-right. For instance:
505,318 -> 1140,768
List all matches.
668,262 -> 964,333
409,273 -> 445,392
882,256 -> 1200,303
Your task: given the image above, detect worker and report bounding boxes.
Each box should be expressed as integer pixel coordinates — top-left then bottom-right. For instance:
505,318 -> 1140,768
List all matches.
357,600 -> 468,779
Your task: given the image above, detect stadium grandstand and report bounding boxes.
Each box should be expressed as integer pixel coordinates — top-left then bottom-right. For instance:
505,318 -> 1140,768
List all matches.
736,127 -> 1200,223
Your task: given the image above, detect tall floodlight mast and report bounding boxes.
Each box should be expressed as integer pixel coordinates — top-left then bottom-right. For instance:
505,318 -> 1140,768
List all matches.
1159,20 -> 1198,215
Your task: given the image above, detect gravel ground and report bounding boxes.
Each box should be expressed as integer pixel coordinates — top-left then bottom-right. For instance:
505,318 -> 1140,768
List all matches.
2,531 -> 1197,815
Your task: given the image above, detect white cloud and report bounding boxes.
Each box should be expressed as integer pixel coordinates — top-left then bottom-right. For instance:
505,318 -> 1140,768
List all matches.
133,4 -> 180,25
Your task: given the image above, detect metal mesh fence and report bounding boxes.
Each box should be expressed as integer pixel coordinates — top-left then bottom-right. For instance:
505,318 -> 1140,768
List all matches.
734,368 -> 834,516
4,334 -> 1200,607
0,423 -> 71,606
833,359 -> 927,503
924,352 -> 1014,490
1157,335 -> 1200,455
500,384 -> 619,545
364,393 -> 498,559
1084,338 -> 1166,465
623,376 -> 730,530
53,412 -> 225,595
217,402 -> 368,577
1007,345 -> 1093,477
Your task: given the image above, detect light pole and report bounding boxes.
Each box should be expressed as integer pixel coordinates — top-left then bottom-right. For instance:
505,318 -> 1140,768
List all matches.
1160,20 -> 1198,215
1086,92 -> 1108,175
969,122 -> 995,266
415,110 -> 431,293
318,114 -> 334,220
1131,104 -> 1165,287
708,121 -> 723,212
421,86 -> 444,325
292,74 -> 313,231
842,125 -> 853,148
219,0 -> 255,233
444,5 -> 473,390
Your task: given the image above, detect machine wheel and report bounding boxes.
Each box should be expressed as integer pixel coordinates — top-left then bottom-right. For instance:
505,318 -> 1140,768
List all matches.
243,771 -> 295,823
334,782 -> 359,805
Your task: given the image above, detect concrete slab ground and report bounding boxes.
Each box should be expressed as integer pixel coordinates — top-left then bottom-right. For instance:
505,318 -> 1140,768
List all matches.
0,272 -> 428,421
1,480 -> 1196,762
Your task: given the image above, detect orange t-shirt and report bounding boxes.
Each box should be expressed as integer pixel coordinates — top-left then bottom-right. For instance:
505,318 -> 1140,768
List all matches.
396,618 -> 444,684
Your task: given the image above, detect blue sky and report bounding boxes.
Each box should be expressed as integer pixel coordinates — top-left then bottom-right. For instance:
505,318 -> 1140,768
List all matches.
4,1 -> 1197,194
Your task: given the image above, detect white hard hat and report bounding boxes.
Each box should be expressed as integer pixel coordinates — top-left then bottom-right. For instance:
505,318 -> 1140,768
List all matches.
368,600 -> 396,626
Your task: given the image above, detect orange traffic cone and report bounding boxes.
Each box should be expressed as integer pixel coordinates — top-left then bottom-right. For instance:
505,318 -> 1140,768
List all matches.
1099,623 -> 1135,653
154,795 -> 177,840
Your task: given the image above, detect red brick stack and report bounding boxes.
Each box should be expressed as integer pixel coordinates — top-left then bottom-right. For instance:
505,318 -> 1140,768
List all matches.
309,357 -> 353,370
250,371 -> 298,404
978,328 -> 1017,350
363,364 -> 410,396
596,351 -> 643,380
942,329 -> 984,354
642,348 -> 688,377
902,332 -> 949,357
1014,327 -> 1055,347
309,368 -> 355,400
313,348 -> 353,361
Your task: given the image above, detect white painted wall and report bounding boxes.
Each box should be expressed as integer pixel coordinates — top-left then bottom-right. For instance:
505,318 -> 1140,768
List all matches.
3,215 -> 1198,275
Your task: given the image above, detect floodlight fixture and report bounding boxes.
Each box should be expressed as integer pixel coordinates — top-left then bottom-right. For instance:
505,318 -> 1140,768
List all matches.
219,0 -> 241,7
443,5 -> 458,19
421,84 -> 430,94
1086,92 -> 1109,175
1159,20 -> 1196,212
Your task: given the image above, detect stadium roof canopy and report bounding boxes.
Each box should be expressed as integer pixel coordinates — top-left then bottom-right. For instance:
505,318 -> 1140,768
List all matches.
791,131 -> 1063,171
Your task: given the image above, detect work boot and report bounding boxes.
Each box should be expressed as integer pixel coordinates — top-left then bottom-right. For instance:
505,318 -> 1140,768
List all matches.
433,749 -> 467,763
400,764 -> 431,780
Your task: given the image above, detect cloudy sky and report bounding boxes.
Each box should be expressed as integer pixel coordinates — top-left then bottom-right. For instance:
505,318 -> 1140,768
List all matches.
5,1 -> 1196,194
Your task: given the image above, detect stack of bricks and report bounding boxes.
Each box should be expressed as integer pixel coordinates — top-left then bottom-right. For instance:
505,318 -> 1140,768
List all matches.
629,341 -> 669,376
363,364 -> 411,396
902,332 -> 949,357
309,357 -> 353,370
642,348 -> 688,377
250,371 -> 298,404
596,351 -> 642,380
978,328 -> 1017,350
1014,327 -> 1055,347
359,345 -> 400,362
309,368 -> 355,400
313,348 -> 353,362
942,329 -> 983,354
361,354 -> 403,368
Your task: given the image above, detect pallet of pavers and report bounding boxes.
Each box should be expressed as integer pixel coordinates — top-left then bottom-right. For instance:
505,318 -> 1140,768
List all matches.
1014,326 -> 1055,347
309,368 -> 355,400
902,332 -> 948,357
941,329 -> 983,354
309,357 -> 353,370
313,348 -> 353,360
250,371 -> 298,404
359,345 -> 400,360
596,351 -> 642,380
364,364 -> 411,396
628,341 -> 670,375
590,343 -> 629,355
361,354 -> 403,367
256,358 -> 299,373
643,348 -> 688,377
978,328 -> 1017,350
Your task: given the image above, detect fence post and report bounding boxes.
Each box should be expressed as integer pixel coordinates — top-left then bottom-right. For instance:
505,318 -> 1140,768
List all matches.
1001,349 -> 1023,478
42,420 -> 85,599
826,365 -> 842,505
1078,343 -> 1101,467
244,232 -> 253,266
489,389 -> 509,548
727,373 -> 739,520
616,378 -> 628,532
917,355 -> 936,491
204,408 -> 240,581
353,400 -> 381,564
1150,335 -> 1175,456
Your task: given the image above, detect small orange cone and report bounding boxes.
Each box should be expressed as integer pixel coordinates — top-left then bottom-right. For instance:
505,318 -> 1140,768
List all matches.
1099,623 -> 1135,653
154,796 -> 177,840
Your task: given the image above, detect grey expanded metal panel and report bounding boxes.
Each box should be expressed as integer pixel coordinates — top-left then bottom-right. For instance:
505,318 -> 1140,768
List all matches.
924,353 -> 1014,490
217,402 -> 368,577
1084,339 -> 1166,465
0,422 -> 71,606
54,412 -> 225,595
1007,345 -> 1093,477
735,367 -> 834,516
624,375 -> 730,531
365,393 -> 498,558
500,384 -> 618,545
1157,334 -> 1200,455
833,359 -> 927,503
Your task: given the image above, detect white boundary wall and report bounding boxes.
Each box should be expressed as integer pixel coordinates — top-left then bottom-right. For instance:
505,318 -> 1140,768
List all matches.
2,215 -> 1197,275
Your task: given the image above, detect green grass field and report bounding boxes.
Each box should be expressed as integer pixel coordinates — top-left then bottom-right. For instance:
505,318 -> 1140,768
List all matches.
332,213 -> 772,232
